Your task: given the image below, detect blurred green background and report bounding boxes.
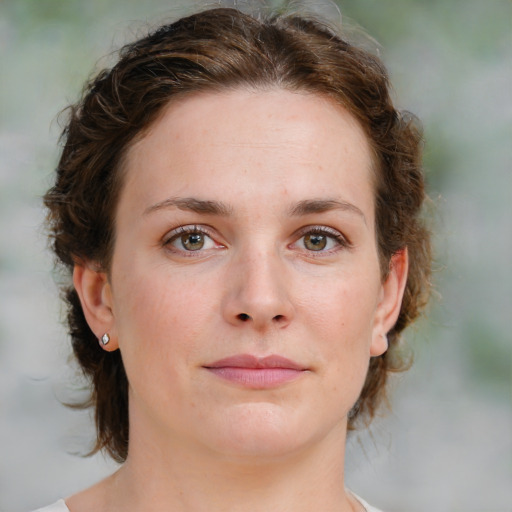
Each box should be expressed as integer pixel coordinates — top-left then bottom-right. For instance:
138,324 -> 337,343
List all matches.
1,1 -> 510,510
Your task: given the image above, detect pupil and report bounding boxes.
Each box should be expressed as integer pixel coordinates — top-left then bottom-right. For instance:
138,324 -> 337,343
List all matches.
182,233 -> 204,250
305,234 -> 326,251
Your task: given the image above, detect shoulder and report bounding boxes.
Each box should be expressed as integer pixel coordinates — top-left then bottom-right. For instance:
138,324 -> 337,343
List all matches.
363,502 -> 385,512
30,500 -> 70,512
351,492 -> 385,512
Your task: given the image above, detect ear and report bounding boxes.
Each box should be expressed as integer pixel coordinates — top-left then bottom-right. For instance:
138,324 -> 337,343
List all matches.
370,248 -> 409,356
73,263 -> 118,351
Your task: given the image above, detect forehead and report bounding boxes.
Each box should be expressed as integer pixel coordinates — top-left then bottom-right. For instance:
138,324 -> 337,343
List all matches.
120,88 -> 375,219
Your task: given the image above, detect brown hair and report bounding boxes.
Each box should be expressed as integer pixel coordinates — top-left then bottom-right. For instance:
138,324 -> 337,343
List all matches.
45,7 -> 431,462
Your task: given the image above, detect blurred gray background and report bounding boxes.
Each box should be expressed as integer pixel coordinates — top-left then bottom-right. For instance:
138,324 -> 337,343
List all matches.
1,1 -> 511,511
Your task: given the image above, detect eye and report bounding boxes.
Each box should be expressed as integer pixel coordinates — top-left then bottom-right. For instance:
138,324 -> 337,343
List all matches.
293,226 -> 349,253
165,226 -> 220,252
303,233 -> 330,251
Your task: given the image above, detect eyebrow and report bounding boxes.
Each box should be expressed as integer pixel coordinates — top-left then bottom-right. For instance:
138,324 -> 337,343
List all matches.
288,199 -> 366,224
144,196 -> 365,223
144,197 -> 233,216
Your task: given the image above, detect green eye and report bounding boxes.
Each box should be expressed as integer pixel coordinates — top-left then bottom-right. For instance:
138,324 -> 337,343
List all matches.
166,227 -> 218,253
181,233 -> 205,251
303,233 -> 327,251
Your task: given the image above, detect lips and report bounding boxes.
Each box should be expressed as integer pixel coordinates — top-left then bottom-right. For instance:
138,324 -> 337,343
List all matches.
203,354 -> 307,389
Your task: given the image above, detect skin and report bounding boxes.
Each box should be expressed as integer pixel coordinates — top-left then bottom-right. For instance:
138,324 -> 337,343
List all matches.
72,89 -> 408,512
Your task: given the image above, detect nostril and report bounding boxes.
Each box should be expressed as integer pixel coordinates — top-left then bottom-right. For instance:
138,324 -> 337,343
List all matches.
238,313 -> 251,321
273,315 -> 284,322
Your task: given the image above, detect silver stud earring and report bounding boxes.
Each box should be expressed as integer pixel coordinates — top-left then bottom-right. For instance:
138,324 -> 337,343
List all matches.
100,333 -> 110,346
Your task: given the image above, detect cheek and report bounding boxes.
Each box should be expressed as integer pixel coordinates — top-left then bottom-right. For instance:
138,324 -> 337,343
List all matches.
301,270 -> 380,337
299,270 -> 380,386
113,267 -> 218,364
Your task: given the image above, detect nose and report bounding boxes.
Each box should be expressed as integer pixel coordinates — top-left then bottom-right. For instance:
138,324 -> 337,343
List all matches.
221,248 -> 295,331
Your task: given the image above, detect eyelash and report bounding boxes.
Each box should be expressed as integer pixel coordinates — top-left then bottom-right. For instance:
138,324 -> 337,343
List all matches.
163,225 -> 220,255
163,224 -> 351,255
292,225 -> 352,254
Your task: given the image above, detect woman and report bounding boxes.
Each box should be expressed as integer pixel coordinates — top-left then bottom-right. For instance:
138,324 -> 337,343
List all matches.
38,6 -> 431,512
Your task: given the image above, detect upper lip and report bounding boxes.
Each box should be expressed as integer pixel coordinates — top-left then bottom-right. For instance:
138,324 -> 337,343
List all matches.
204,354 -> 306,371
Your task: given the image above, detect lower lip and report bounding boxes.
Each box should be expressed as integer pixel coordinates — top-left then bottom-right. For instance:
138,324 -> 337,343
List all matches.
206,367 -> 305,388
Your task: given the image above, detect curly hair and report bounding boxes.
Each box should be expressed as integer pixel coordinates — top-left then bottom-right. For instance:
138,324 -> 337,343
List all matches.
44,7 -> 431,462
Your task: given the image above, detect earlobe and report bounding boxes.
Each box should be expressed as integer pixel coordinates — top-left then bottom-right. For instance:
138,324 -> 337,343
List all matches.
370,332 -> 389,358
370,248 -> 409,357
73,264 -> 118,351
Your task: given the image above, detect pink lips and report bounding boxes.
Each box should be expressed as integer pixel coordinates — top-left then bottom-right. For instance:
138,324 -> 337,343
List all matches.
204,354 -> 307,389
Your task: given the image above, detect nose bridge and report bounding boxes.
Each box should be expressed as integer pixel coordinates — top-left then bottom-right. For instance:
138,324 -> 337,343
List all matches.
223,240 -> 294,329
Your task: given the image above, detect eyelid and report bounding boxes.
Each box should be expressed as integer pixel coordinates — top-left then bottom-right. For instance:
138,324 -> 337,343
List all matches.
164,224 -> 201,242
163,224 -> 224,252
293,225 -> 353,250
162,224 -> 351,255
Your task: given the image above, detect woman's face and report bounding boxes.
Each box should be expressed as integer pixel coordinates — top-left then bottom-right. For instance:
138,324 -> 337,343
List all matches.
84,89 -> 406,460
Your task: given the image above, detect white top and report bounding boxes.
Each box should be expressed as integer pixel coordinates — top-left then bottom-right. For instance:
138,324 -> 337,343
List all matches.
32,494 -> 383,512
31,500 -> 68,512
355,494 -> 384,512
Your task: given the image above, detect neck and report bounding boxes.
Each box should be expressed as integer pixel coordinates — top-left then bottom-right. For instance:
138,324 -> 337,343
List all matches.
101,415 -> 357,512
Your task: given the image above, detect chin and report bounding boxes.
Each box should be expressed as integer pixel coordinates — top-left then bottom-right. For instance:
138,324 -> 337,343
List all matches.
199,402 -> 340,460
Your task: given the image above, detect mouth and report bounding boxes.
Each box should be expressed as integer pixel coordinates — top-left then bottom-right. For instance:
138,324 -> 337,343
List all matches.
203,354 -> 308,389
